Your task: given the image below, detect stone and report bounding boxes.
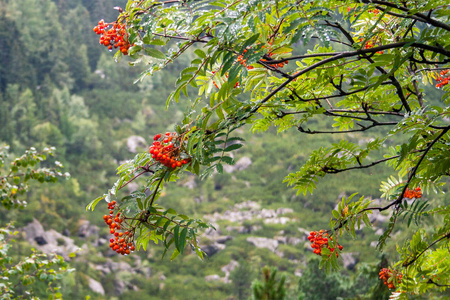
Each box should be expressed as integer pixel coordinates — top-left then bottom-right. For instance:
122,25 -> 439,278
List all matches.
77,220 -> 99,238
136,266 -> 152,279
298,227 -> 310,241
215,235 -> 233,244
221,260 -> 239,278
246,237 -> 279,253
287,237 -> 302,246
183,175 -> 197,189
224,156 -> 252,173
264,217 -> 291,224
126,135 -> 147,153
22,219 -> 80,260
87,276 -> 105,295
205,274 -> 222,282
342,253 -> 359,270
114,279 -> 126,295
202,243 -> 226,257
22,219 -> 45,242
35,236 -> 47,245
276,208 -> 294,215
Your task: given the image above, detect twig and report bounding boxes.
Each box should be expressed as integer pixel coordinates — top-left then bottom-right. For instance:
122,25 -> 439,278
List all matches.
403,232 -> 450,267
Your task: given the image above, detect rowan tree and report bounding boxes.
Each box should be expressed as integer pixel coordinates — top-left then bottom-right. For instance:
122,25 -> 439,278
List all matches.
89,0 -> 450,297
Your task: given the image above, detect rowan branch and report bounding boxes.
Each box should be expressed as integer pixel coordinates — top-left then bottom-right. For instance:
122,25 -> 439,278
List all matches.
403,232 -> 450,267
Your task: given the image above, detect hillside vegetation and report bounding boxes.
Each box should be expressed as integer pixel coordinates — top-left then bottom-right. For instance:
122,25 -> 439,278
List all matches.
1,0 -> 449,299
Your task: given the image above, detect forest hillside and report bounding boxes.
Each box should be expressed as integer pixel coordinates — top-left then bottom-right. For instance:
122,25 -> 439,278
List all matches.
1,0 -> 449,299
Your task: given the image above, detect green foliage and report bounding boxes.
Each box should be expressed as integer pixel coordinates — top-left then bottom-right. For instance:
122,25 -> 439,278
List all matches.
91,0 -> 450,297
0,146 -> 72,299
230,259 -> 256,300
0,146 -> 69,210
0,225 -> 74,300
252,266 -> 286,300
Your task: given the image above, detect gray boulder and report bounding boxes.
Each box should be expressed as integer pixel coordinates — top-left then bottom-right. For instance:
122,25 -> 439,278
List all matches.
87,276 -> 105,295
127,135 -> 147,153
342,253 -> 359,270
246,237 -> 279,253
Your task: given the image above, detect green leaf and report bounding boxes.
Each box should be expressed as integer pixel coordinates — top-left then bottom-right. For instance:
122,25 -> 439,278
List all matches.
332,210 -> 340,219
145,48 -> 166,59
136,197 -> 143,210
221,156 -> 234,165
179,227 -> 188,254
194,49 -> 207,59
174,225 -> 180,252
170,249 -> 180,261
165,208 -> 177,215
224,143 -> 243,152
241,34 -> 260,52
128,45 -> 142,56
86,195 -> 105,211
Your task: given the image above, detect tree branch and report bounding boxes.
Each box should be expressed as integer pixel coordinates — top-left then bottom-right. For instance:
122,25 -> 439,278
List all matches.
403,232 -> 450,267
361,0 -> 450,31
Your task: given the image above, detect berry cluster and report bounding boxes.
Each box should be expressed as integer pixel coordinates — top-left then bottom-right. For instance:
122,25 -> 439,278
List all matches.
236,49 -> 254,71
237,50 -> 249,67
436,69 -> 449,88
362,38 -> 384,54
93,20 -> 131,55
103,201 -> 135,255
149,132 -> 189,169
212,71 -> 240,89
261,52 -> 288,68
379,268 -> 402,289
308,230 -> 343,256
347,7 -> 379,16
403,187 -> 422,199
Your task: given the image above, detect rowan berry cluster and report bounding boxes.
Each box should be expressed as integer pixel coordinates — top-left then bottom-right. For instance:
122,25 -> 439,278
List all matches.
235,50 -> 255,72
237,50 -> 249,67
347,7 -> 379,16
212,71 -> 240,89
361,38 -> 384,54
261,52 -> 288,68
308,230 -> 343,256
436,69 -> 449,88
379,268 -> 402,289
93,20 -> 131,55
403,187 -> 422,199
149,132 -> 189,169
103,201 -> 135,255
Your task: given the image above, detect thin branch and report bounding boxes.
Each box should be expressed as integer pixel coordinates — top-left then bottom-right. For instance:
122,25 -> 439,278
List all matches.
117,167 -> 154,192
298,121 -> 396,134
427,279 -> 450,287
416,67 -> 450,73
407,63 -> 424,108
403,232 -> 450,267
365,125 -> 450,213
323,156 -> 399,174
327,109 -> 404,116
152,32 -> 208,43
149,173 -> 166,207
361,0 -> 450,31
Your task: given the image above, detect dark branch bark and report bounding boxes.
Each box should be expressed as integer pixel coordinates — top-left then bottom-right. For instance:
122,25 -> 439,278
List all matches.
361,0 -> 450,31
